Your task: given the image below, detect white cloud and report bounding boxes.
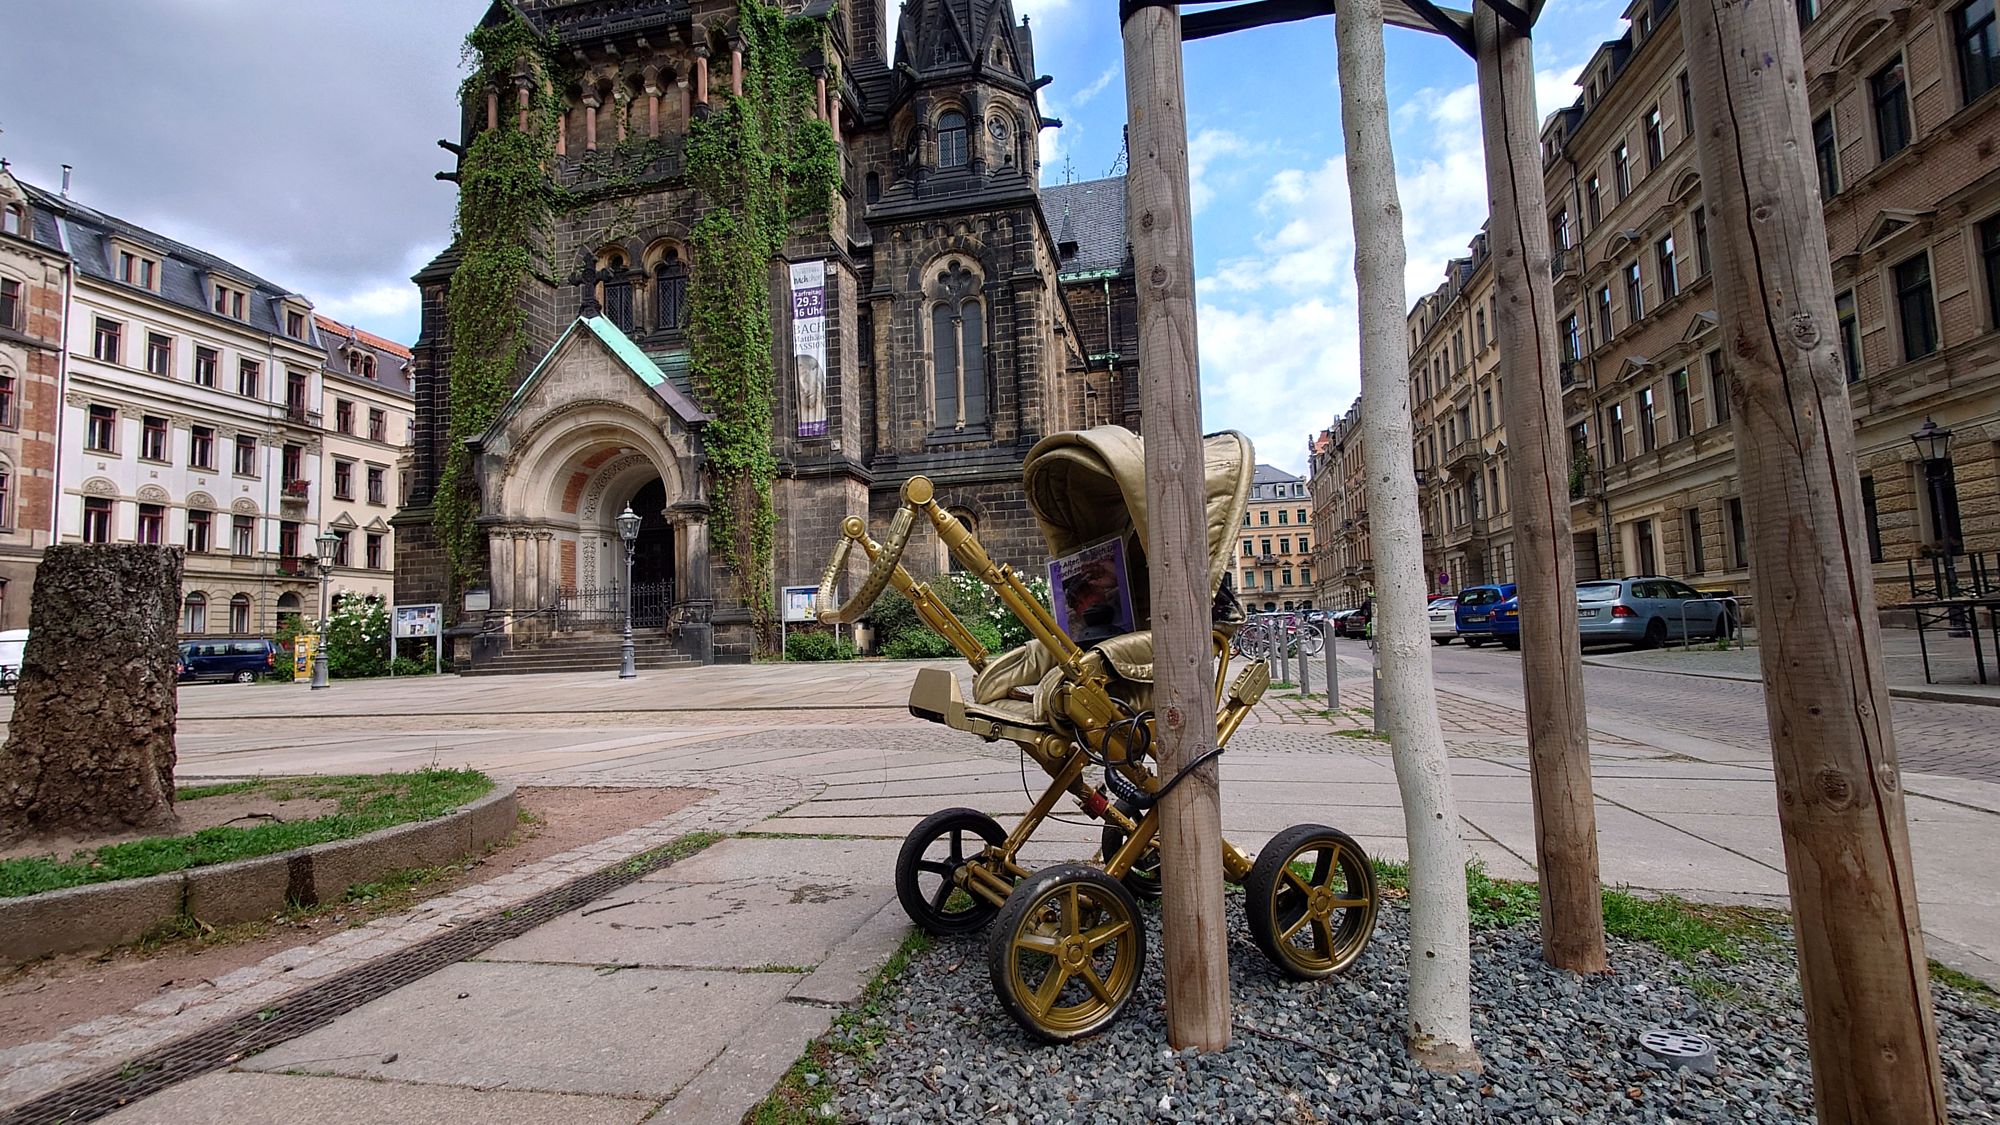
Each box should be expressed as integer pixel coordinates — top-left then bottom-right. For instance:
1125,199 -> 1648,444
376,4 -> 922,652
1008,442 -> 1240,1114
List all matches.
1072,64 -> 1120,106
1188,128 -> 1263,215
317,282 -> 421,331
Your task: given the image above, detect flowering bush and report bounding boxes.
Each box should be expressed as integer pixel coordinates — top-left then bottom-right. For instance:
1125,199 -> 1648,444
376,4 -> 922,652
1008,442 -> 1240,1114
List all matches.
324,594 -> 390,679
868,572 -> 1052,657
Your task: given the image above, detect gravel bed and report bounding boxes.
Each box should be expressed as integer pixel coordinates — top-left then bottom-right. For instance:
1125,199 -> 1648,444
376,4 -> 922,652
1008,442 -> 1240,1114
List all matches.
828,898 -> 2000,1122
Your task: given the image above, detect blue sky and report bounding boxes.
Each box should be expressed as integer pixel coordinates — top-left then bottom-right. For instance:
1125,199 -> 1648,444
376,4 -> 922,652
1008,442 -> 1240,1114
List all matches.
0,0 -> 1632,475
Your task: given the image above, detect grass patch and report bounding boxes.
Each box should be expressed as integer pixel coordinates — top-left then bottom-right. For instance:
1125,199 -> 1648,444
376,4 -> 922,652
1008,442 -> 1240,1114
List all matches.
748,931 -> 933,1124
0,768 -> 493,899
1333,728 -> 1387,742
619,831 -> 725,877
1931,960 -> 2000,1004
1365,858 -> 1782,964
174,779 -> 265,801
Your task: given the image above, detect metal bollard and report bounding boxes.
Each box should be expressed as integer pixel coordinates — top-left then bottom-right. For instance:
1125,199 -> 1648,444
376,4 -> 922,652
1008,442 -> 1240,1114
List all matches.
1326,625 -> 1339,709
1372,655 -> 1386,736
1298,633 -> 1312,695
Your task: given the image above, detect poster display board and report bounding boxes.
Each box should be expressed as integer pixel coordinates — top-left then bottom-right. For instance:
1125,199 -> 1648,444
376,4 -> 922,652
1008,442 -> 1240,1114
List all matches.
390,603 -> 443,675
292,634 -> 318,682
782,586 -> 820,623
790,260 -> 828,438
1049,536 -> 1137,646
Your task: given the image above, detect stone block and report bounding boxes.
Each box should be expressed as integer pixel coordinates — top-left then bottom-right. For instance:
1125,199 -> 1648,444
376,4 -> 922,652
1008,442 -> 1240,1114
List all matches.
182,853 -> 295,926
0,872 -> 186,962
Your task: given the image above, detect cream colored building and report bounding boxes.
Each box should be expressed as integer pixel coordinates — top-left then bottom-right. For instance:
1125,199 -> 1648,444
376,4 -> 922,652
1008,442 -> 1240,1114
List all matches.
315,316 -> 412,604
1237,463 -> 1317,611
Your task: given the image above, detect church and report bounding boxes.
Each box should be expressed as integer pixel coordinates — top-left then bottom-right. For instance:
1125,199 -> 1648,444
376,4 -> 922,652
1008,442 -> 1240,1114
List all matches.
393,0 -> 1142,664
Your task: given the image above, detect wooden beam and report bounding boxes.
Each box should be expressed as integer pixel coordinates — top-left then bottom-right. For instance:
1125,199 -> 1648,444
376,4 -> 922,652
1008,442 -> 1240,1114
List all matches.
1679,0 -> 1946,1117
1479,0 -> 1535,36
1120,0 -> 1233,1053
1179,0 -> 1474,53
1472,3 -> 1609,975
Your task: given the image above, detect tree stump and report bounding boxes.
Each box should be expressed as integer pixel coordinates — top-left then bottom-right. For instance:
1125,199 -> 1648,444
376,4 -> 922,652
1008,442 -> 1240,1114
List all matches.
1,545 -> 184,844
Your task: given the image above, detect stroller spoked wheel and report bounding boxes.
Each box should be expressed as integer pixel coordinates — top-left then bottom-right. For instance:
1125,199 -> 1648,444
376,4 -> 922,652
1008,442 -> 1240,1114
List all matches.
988,864 -> 1147,1042
1246,823 -> 1378,980
896,807 -> 1006,935
1099,800 -> 1163,902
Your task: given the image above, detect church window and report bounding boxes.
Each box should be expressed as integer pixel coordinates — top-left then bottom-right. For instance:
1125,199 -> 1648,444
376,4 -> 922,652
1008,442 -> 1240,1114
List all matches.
600,252 -> 634,333
937,111 -> 969,170
865,172 -> 881,204
931,299 -> 986,431
653,250 -> 688,332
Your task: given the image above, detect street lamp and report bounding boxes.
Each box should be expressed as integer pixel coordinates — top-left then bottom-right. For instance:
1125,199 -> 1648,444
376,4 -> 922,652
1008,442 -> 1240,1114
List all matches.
311,529 -> 339,689
617,505 -> 642,679
1909,417 -> 1966,634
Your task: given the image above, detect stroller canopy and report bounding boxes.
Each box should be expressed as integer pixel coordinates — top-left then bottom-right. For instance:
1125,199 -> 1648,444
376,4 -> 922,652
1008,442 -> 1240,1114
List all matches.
1021,426 -> 1255,599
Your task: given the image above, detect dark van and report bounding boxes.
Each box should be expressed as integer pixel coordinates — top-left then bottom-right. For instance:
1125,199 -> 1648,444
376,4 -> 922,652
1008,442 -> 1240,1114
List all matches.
178,638 -> 279,684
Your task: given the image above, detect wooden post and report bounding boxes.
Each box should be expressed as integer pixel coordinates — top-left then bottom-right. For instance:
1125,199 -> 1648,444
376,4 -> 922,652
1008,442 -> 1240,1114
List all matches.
1119,0 -> 1230,1052
1472,5 -> 1608,974
1680,0 -> 1945,1117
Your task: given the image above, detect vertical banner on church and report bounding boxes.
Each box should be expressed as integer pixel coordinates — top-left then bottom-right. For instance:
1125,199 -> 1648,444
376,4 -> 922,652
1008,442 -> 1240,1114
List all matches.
791,260 -> 828,438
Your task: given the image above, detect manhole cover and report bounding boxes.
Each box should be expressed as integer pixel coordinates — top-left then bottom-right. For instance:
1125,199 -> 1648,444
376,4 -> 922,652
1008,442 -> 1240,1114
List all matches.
1639,1027 -> 1717,1073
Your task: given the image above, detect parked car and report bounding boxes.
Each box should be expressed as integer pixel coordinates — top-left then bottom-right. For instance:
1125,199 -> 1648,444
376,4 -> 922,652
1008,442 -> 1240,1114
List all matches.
1577,576 -> 1731,648
0,628 -> 26,693
1427,596 -> 1458,645
1336,601 -> 1373,639
177,638 -> 280,684
1455,584 -> 1519,649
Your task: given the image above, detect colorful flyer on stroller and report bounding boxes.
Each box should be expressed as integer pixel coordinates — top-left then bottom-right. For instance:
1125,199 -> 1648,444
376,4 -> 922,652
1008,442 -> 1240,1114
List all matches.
1049,536 -> 1137,646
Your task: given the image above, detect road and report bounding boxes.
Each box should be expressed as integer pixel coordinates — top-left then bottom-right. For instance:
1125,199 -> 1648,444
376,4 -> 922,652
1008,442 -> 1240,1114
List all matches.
1412,640 -> 2000,783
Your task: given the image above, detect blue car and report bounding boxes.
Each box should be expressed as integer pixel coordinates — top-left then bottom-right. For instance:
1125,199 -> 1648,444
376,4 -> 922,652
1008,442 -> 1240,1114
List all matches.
1455,584 -> 1519,649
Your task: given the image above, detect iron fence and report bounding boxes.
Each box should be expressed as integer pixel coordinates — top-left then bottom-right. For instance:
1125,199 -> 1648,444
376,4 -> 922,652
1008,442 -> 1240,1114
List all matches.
556,580 -> 674,631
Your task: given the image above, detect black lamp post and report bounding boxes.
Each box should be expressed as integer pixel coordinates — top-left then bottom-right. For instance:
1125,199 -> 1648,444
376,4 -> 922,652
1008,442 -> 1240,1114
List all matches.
1910,417 -> 1967,634
617,505 -> 641,679
311,529 -> 339,689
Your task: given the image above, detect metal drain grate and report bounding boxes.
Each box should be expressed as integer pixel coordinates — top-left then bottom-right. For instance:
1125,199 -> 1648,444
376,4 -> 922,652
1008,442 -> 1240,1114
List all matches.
1,843 -> 695,1125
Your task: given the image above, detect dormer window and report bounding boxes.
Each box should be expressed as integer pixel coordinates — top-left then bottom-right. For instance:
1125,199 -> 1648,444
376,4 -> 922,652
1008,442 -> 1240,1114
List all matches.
213,282 -> 248,321
116,247 -> 160,292
1,204 -> 23,237
938,111 -> 969,170
285,309 -> 306,338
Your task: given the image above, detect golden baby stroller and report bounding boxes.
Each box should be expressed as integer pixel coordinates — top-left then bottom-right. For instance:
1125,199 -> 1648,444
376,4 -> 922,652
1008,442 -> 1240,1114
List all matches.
815,426 -> 1378,1041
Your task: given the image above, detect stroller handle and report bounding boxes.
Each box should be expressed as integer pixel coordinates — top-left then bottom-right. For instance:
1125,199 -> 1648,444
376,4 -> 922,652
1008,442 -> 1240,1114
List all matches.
816,507 -> 918,625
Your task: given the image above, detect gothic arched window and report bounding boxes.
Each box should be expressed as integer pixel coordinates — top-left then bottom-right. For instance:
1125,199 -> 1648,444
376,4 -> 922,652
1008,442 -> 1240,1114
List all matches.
937,111 -> 969,170
865,172 -> 881,204
931,299 -> 986,432
599,251 -> 634,332
653,250 -> 688,332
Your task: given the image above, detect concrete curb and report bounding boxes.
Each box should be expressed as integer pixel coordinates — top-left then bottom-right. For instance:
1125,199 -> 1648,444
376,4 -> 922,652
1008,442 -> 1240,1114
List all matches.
0,784 -> 519,964
1578,652 -> 2000,708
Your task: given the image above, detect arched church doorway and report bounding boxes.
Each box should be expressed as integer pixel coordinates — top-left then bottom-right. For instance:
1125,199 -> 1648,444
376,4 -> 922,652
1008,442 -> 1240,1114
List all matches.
626,477 -> 676,627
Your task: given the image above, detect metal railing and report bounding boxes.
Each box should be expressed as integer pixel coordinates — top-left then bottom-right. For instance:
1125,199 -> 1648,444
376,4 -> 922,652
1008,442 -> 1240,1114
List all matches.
1676,595 -> 1752,651
556,580 -> 675,631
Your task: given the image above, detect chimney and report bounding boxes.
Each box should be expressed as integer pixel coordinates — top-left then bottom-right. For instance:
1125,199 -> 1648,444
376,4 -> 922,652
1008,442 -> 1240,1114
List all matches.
60,164 -> 72,197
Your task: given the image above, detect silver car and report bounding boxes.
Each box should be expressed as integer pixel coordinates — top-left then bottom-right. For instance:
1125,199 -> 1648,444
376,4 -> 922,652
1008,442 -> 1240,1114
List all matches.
1427,597 -> 1458,645
1576,577 -> 1732,647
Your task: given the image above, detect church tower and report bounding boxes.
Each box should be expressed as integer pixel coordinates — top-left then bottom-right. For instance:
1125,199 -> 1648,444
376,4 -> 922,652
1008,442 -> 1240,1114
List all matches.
395,0 -> 1136,665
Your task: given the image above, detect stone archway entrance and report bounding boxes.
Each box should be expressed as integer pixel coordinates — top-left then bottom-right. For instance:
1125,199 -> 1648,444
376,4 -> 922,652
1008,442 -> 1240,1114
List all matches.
624,477 -> 675,627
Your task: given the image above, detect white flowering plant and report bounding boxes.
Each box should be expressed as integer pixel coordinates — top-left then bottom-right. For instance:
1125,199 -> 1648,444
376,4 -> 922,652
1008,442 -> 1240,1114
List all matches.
324,593 -> 391,679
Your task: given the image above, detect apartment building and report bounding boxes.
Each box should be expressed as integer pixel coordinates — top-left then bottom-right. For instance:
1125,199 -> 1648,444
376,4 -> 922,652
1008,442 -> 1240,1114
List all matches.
1307,404 -> 1372,609
316,316 -> 413,603
32,181 -> 328,637
1237,463 -> 1317,611
1312,0 -> 1999,614
0,164 -> 66,629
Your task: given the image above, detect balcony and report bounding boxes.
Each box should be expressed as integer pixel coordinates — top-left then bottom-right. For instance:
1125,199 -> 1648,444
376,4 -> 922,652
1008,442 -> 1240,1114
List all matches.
280,479 -> 310,510
1255,553 -> 1280,566
283,403 -> 322,428
557,140 -> 686,193
1442,516 -> 1489,549
276,555 -> 318,577
1442,438 -> 1481,472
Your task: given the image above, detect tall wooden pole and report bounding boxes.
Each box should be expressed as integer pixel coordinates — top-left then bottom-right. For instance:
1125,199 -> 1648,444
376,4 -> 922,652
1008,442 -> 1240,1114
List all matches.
1472,4 -> 1608,974
1679,0 -> 1945,1117
1120,0 -> 1231,1052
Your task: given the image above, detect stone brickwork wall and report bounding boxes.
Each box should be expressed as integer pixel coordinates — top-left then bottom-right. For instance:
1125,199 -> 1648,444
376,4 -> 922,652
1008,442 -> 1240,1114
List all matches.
1,545 -> 183,842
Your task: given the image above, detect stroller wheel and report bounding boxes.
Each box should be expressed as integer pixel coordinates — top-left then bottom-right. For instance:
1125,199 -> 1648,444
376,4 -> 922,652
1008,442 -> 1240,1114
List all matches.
896,808 -> 1006,936
1246,823 -> 1378,980
988,864 -> 1146,1042
1099,801 -> 1162,902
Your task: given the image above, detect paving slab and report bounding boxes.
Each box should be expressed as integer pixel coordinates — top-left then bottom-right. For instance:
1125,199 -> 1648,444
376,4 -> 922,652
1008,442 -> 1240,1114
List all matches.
655,1001 -> 834,1124
1457,801 -> 1787,895
651,835 -> 899,885
484,876 -> 894,970
241,961 -> 797,1099
101,1071 -> 656,1125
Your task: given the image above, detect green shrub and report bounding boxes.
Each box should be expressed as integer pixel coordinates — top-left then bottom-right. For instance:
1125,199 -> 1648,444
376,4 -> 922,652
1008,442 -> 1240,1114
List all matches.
784,631 -> 856,662
324,595 -> 390,679
390,654 -> 437,677
865,573 -> 1052,657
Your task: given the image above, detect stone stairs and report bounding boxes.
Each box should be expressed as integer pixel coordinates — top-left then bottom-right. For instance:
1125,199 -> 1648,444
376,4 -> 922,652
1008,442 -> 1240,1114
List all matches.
462,630 -> 697,676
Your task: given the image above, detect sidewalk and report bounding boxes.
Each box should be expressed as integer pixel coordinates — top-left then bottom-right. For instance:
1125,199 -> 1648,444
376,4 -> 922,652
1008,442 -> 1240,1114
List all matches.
1582,627 -> 2000,706
6,661 -> 1997,1121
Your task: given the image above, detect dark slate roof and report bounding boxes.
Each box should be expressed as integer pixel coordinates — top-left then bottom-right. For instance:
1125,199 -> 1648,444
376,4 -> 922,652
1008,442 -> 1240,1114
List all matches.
21,182 -> 312,343
1041,176 -> 1128,276
1253,463 -> 1303,486
316,315 -> 414,397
